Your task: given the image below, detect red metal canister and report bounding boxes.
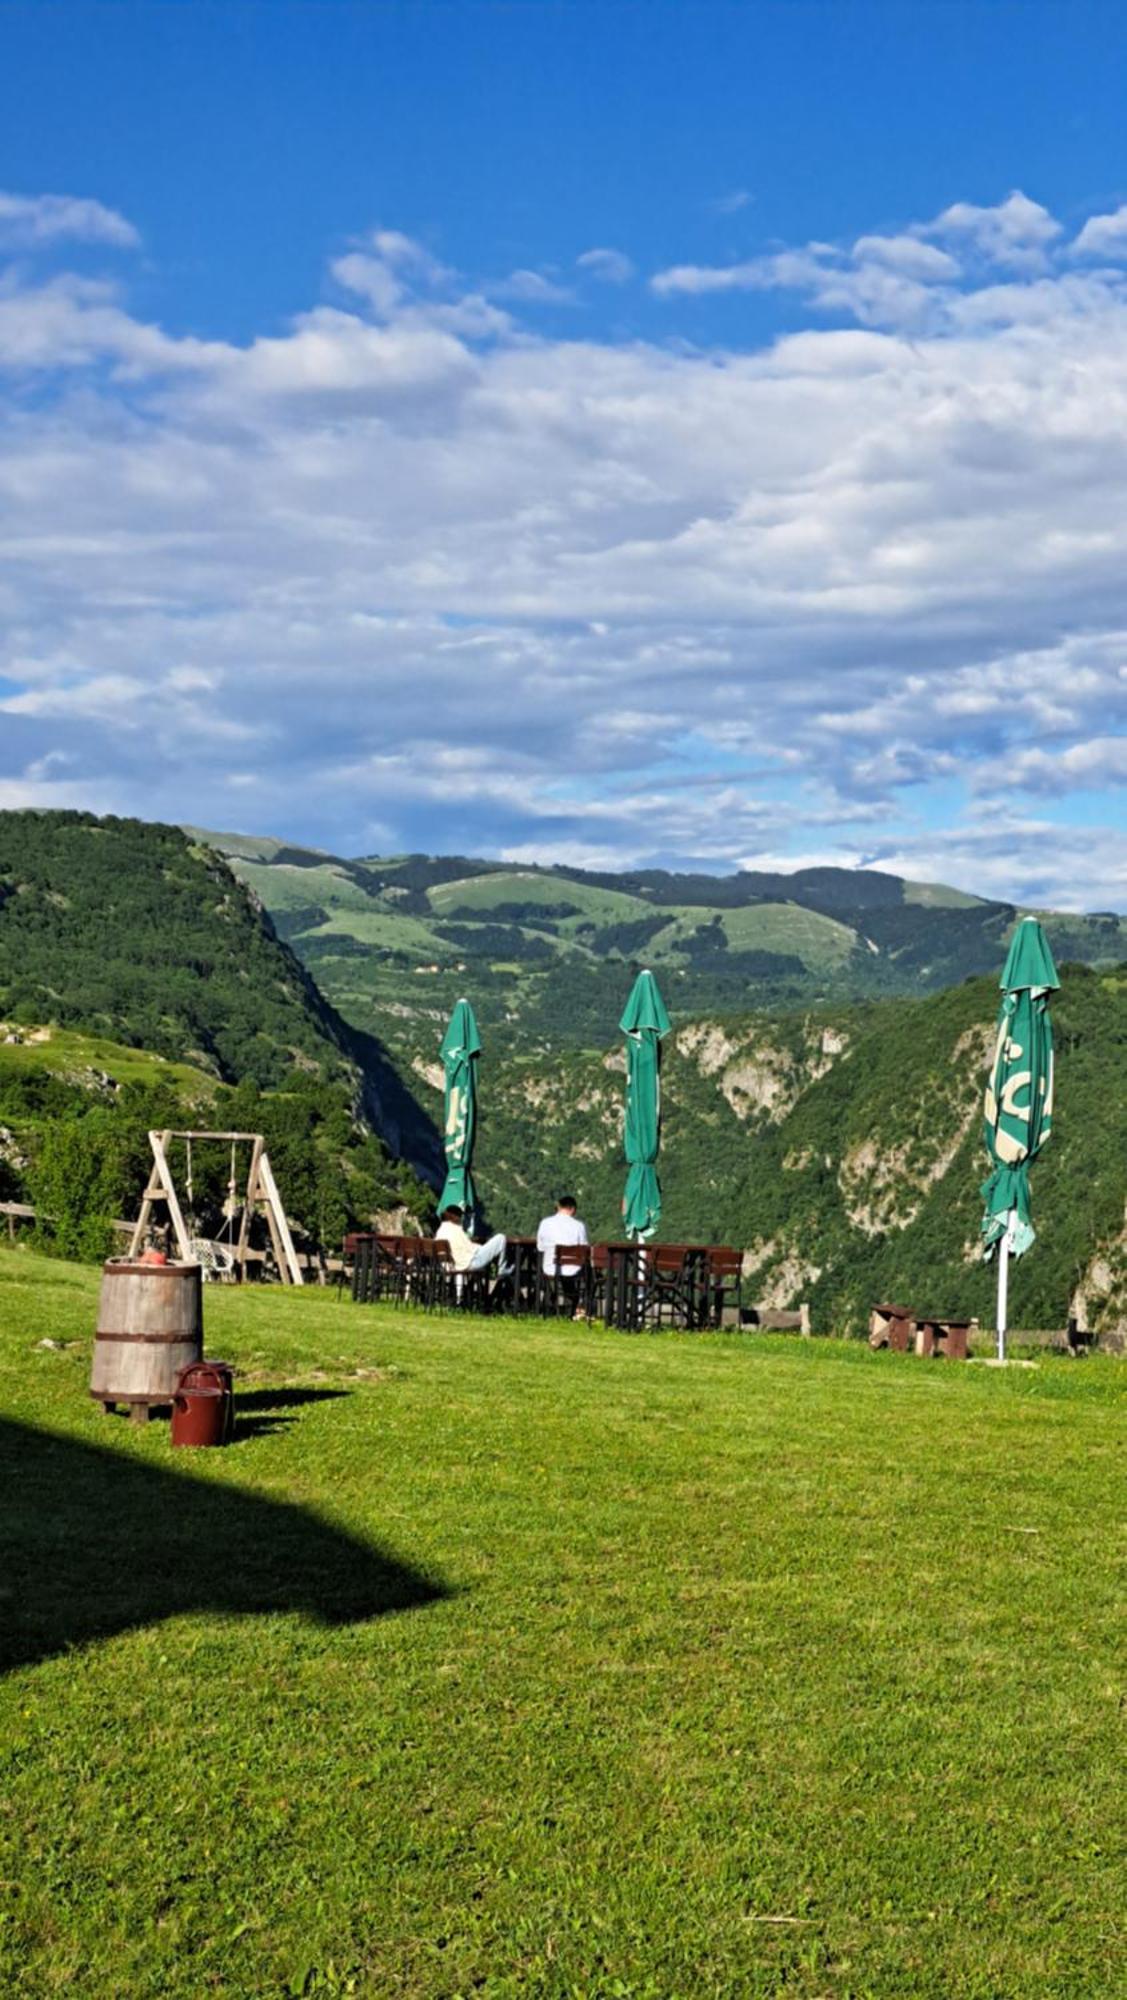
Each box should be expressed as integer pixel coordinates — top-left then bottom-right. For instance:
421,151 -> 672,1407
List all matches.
193,1359 -> 235,1439
171,1360 -> 234,1447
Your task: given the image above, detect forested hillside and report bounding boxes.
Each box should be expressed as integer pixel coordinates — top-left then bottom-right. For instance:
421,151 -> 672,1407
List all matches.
0,813 -> 349,1086
0,812 -> 441,1176
426,967 -> 1127,1338
0,813 -> 438,1239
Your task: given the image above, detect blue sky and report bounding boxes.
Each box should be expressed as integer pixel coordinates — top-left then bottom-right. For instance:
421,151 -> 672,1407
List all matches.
1,1 -> 1126,906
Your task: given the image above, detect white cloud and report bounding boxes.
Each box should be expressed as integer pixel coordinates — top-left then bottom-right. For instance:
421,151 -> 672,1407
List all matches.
576,247 -> 635,284
0,191 -> 139,249
1071,203 -> 1127,259
978,736 -> 1127,793
330,229 -> 458,319
22,749 -> 74,782
367,229 -> 452,286
331,251 -> 406,316
225,308 -> 476,398
650,243 -> 948,328
0,773 -> 119,812
710,190 -> 752,216
851,233 -> 959,279
923,190 -> 1061,269
651,257 -> 763,297
0,274 -> 226,374
860,817 -> 1127,914
489,268 -> 574,304
653,192 -> 1062,320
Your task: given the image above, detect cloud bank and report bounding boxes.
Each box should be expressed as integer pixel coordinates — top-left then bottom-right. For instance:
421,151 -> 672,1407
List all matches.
0,191 -> 1125,908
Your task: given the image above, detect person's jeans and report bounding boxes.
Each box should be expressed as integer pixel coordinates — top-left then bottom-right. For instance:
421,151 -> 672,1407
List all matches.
468,1232 -> 507,1271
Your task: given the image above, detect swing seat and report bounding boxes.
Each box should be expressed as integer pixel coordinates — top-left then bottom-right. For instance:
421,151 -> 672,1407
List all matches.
190,1238 -> 238,1282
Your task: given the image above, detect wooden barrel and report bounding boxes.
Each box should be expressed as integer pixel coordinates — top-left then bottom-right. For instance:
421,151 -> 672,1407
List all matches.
90,1261 -> 203,1413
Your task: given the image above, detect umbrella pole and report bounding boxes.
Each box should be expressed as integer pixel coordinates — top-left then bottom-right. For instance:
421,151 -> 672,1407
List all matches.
996,1211 -> 1013,1363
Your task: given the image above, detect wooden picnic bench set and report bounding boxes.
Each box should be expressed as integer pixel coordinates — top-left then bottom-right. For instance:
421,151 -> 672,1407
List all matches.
346,1233 -> 745,1331
868,1302 -> 973,1359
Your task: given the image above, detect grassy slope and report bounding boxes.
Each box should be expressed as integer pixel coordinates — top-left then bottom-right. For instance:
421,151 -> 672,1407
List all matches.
236,860 -> 383,918
901,881 -> 986,910
428,872 -> 652,923
180,829 -> 295,864
664,902 -> 858,966
0,1026 -> 216,1100
308,910 -> 455,955
237,863 -> 863,977
1,1246 -> 1123,2000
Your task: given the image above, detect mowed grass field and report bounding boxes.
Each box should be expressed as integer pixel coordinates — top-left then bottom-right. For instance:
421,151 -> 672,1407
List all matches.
0,1248 -> 1123,1999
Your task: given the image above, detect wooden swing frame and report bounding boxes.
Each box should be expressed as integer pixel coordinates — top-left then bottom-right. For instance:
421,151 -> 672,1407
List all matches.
127,1129 -> 305,1285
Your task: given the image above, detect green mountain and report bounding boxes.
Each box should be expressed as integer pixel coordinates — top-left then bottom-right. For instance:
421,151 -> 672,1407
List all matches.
0,812 -> 352,1085
352,966 -> 1124,1338
0,811 -> 442,1176
4,812 -> 1124,1335
197,831 -> 1126,1336
0,813 -> 441,1234
202,832 -> 1127,1065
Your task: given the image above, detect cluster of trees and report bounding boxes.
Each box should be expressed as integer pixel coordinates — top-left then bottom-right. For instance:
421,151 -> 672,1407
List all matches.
433,923 -> 555,962
678,920 -> 807,980
441,900 -> 582,925
580,914 -> 669,958
2,1065 -> 432,1265
271,903 -> 331,941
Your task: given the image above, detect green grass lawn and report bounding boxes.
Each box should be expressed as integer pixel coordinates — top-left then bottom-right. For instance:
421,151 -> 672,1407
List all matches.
1,1247 -> 1123,1999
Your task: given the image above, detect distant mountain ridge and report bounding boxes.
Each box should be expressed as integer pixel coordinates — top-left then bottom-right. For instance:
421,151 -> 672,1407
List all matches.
197,829 -> 1126,1031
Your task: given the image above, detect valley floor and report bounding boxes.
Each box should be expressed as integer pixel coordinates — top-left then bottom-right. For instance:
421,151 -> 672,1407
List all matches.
0,1248 -> 1123,1998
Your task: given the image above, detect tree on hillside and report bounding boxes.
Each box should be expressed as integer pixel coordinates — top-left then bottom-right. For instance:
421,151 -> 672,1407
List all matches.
30,1112 -> 133,1262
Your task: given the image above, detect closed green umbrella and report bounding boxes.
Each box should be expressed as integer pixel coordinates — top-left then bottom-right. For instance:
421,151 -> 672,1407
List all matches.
620,969 -> 671,1239
438,997 -> 481,1224
980,917 -> 1059,1360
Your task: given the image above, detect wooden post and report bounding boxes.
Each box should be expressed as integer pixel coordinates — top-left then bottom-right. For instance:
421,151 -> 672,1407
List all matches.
128,1130 -> 193,1263
233,1135 -> 261,1283
244,1145 -> 284,1282
256,1148 -> 304,1286
127,1149 -> 162,1258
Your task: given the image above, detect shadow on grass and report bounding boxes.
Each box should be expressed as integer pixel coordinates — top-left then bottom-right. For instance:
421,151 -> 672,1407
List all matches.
229,1414 -> 297,1441
0,1415 -> 450,1673
233,1386 -> 351,1413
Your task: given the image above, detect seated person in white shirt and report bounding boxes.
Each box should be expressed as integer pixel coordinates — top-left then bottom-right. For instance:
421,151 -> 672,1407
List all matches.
536,1195 -> 589,1317
435,1205 -> 509,1287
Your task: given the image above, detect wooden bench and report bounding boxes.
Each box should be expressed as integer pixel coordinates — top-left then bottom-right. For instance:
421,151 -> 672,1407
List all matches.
869,1302 -> 915,1352
914,1316 -> 971,1360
